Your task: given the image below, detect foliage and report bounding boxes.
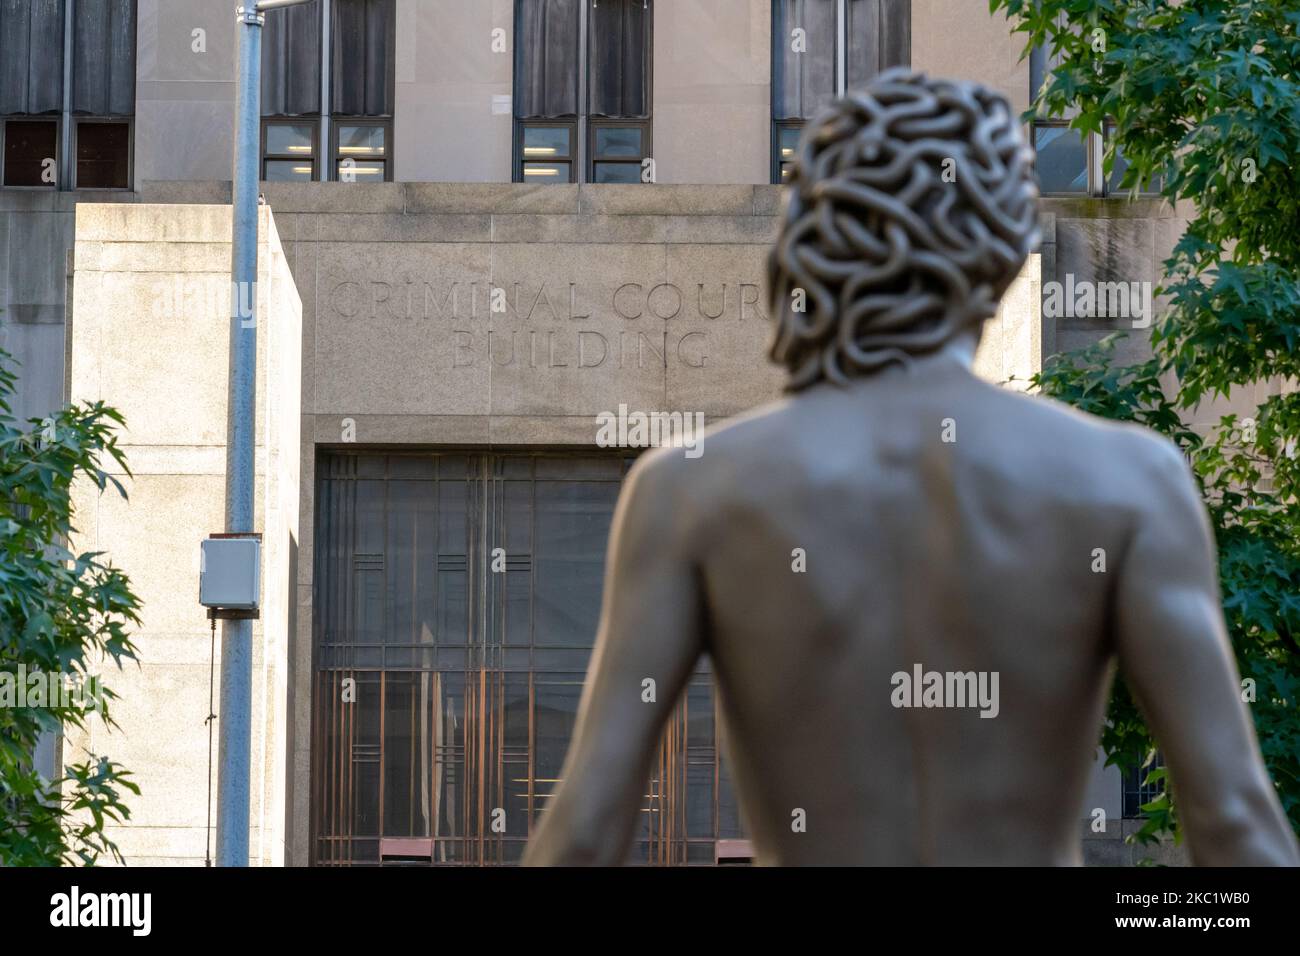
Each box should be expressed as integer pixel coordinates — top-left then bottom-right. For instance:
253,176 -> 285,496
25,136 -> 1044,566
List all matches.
0,349 -> 141,865
993,0 -> 1300,844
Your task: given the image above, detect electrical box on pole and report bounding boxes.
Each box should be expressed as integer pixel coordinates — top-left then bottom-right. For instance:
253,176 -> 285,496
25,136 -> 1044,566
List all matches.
199,533 -> 262,613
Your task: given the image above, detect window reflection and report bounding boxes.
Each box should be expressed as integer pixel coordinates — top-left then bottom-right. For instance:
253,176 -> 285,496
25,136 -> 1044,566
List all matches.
1034,123 -> 1088,194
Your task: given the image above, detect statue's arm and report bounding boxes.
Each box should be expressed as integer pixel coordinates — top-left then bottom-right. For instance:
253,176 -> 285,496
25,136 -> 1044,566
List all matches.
523,454 -> 704,865
1114,438 -> 1299,865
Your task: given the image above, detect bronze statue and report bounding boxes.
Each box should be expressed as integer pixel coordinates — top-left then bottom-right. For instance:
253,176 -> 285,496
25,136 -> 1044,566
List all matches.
523,70 -> 1299,866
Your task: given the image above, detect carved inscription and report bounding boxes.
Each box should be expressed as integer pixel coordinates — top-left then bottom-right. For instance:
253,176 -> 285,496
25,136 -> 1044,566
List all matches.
326,278 -> 767,370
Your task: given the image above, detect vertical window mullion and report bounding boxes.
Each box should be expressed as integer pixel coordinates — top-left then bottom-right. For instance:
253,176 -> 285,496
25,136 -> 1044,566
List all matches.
1088,130 -> 1104,197
60,0 -> 73,189
772,0 -> 839,183
261,0 -> 324,178
578,0 -> 589,182
835,0 -> 847,99
320,0 -> 331,181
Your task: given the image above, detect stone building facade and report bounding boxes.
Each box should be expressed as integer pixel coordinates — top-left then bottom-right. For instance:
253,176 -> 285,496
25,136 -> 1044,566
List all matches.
0,0 -> 1223,865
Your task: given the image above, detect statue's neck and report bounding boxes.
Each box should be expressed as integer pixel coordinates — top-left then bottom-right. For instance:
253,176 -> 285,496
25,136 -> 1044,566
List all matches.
939,331 -> 978,370
904,331 -> 979,377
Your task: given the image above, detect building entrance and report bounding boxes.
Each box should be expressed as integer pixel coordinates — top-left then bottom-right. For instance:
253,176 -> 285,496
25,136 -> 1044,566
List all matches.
311,451 -> 741,864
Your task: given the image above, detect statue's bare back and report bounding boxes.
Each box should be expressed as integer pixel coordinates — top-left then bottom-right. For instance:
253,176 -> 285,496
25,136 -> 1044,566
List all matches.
685,352 -> 1267,864
523,69 -> 1298,866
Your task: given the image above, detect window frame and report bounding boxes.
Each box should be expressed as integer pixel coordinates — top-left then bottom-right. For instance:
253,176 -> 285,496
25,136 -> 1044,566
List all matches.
260,0 -> 396,183
772,1 -> 906,184
512,0 -> 654,184
0,117 -> 61,190
71,116 -> 134,191
1030,118 -> 1090,197
588,118 -> 651,185
0,0 -> 137,192
771,118 -> 804,185
261,117 -> 320,183
1032,36 -> 1161,200
330,116 -> 392,183
771,0 -> 832,184
1031,118 -> 1163,199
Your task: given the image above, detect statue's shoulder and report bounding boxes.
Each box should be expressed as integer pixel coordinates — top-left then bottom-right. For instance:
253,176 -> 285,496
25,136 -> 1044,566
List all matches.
1017,385 -> 1185,458
994,384 -> 1195,498
622,398 -> 798,507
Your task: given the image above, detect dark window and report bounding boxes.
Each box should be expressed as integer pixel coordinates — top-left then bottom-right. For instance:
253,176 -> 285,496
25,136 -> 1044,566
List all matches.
71,0 -> 136,117
75,120 -> 129,188
1029,20 -> 1068,111
262,0 -> 322,117
1031,126 -> 1150,197
261,0 -> 394,181
514,0 -> 580,125
845,0 -> 911,88
0,0 -> 136,191
0,0 -> 66,115
772,0 -> 837,125
771,0 -> 910,183
587,0 -> 651,120
331,0 -> 396,118
2,120 -> 57,187
514,0 -> 652,184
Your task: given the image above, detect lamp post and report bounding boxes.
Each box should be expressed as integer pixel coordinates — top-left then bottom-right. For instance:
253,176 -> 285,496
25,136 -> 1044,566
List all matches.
217,0 -> 315,869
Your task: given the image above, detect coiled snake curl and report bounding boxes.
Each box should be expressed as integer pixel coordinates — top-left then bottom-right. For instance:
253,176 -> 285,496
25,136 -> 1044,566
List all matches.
768,69 -> 1041,392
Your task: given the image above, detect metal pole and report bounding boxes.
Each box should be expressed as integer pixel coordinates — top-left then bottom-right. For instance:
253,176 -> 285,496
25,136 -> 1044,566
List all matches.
216,2 -> 265,868
217,0 -> 315,869
216,0 -> 316,870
